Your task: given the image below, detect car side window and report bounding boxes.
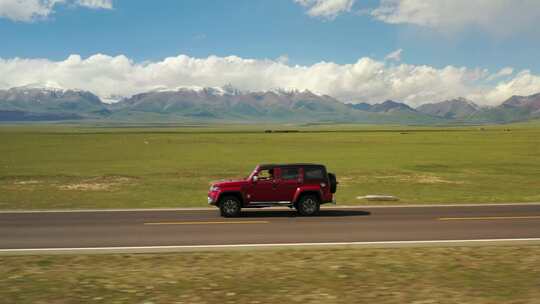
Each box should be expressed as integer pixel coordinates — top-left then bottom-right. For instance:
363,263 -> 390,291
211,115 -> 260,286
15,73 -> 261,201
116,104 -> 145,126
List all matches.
281,167 -> 300,180
304,167 -> 324,180
257,169 -> 274,180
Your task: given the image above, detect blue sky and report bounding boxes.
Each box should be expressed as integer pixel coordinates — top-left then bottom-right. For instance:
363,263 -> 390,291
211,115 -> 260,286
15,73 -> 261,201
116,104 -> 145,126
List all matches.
1,0 -> 540,106
1,0 -> 538,71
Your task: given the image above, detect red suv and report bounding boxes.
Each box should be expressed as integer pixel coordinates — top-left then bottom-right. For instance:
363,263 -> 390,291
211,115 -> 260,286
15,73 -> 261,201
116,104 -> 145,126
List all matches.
208,163 -> 337,217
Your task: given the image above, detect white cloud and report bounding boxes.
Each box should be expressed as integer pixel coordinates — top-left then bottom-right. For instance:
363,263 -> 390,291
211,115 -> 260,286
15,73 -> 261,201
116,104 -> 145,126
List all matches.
294,0 -> 354,19
482,70 -> 540,104
486,67 -> 514,82
276,54 -> 290,64
371,0 -> 540,36
385,48 -> 402,62
0,0 -> 61,21
0,53 -> 539,107
0,0 -> 112,22
76,0 -> 112,9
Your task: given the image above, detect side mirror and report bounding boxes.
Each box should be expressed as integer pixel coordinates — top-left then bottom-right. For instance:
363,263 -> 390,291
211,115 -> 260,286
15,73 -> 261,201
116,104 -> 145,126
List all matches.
252,175 -> 258,183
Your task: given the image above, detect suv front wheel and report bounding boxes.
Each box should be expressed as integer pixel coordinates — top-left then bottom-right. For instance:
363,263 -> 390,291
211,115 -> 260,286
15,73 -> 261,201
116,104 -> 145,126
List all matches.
296,194 -> 320,216
219,196 -> 242,217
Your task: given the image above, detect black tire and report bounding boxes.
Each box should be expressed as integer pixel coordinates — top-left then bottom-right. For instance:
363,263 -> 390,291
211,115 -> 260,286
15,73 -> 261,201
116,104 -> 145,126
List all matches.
328,173 -> 338,194
296,194 -> 320,216
219,196 -> 242,217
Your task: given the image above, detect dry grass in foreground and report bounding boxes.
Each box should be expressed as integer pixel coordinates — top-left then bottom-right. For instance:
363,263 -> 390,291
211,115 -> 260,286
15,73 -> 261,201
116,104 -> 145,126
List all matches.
2,246 -> 540,304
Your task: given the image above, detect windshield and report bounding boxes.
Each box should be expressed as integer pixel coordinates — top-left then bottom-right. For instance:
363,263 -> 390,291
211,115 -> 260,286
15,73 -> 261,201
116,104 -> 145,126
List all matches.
247,167 -> 259,180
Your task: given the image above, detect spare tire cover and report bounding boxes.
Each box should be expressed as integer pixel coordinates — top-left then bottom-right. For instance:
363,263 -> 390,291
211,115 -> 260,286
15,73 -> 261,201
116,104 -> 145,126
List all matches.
328,173 -> 337,193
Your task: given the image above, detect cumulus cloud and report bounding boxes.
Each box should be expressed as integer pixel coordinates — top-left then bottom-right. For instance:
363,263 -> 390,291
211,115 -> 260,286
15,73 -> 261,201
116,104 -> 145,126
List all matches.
0,0 -> 60,21
276,54 -> 290,64
294,0 -> 354,19
486,67 -> 514,82
482,70 -> 540,104
0,53 -> 539,106
385,49 -> 403,62
0,0 -> 112,22
76,0 -> 112,9
371,0 -> 540,36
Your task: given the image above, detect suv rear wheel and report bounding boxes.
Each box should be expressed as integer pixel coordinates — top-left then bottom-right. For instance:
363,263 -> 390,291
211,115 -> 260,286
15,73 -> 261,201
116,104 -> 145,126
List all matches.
296,194 -> 320,216
219,196 -> 242,217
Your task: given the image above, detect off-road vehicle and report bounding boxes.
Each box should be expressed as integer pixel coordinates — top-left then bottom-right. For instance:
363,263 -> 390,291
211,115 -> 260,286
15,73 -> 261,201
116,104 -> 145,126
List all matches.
208,163 -> 337,217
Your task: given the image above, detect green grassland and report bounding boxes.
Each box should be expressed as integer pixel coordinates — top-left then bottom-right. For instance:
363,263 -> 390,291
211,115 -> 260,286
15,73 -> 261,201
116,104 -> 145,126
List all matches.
1,122 -> 540,210
2,246 -> 540,303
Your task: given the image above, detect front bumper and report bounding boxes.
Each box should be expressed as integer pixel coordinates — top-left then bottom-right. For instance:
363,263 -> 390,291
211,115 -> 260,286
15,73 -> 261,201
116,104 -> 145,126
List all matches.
208,196 -> 217,205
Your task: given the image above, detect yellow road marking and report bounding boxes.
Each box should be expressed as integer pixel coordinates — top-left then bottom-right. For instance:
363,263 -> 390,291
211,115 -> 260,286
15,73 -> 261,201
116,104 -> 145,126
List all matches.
144,220 -> 269,225
439,216 -> 540,221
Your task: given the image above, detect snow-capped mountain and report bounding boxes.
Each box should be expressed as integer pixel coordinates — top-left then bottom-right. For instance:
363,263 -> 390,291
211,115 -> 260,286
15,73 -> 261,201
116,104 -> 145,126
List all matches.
1,85 -> 539,123
0,86 -> 108,121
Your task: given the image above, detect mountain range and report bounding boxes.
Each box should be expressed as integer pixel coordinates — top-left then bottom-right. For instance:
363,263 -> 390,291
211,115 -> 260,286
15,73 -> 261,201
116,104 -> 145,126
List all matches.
1,85 -> 540,124
416,98 -> 480,119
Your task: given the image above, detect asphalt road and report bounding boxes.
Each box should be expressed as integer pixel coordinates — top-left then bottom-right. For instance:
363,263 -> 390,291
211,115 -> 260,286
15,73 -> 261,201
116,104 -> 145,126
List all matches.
1,204 -> 540,250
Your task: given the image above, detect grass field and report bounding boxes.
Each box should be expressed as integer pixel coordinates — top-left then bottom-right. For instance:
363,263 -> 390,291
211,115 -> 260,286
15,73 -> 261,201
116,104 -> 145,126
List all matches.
1,123 -> 540,210
1,246 -> 540,303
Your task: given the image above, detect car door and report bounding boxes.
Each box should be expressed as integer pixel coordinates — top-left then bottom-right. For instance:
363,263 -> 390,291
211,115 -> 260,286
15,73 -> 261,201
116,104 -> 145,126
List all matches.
275,166 -> 302,202
248,168 -> 280,203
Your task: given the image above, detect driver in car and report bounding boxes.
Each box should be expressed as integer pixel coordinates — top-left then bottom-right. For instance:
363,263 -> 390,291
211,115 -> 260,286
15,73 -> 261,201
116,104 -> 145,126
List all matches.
259,168 -> 274,180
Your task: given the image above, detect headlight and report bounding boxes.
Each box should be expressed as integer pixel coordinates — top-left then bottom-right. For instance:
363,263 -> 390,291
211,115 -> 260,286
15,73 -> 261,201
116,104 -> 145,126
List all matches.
210,185 -> 220,192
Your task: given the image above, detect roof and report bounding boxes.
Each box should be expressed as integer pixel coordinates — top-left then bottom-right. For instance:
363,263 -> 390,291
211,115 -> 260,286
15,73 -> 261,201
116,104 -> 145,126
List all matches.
258,163 -> 325,169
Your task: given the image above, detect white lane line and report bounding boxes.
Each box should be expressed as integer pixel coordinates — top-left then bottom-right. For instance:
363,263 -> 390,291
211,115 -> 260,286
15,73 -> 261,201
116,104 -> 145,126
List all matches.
2,238 -> 540,254
1,202 -> 540,213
